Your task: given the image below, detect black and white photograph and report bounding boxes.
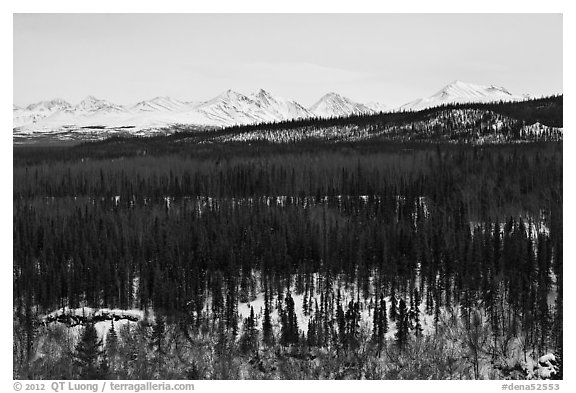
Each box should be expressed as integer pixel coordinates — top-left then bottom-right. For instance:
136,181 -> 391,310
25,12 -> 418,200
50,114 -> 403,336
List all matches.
8,5 -> 569,387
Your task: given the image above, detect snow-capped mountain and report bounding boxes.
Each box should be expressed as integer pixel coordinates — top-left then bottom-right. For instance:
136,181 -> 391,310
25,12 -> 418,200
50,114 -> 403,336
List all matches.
13,89 -> 320,134
250,89 -> 312,121
13,91 -> 384,134
194,89 -> 268,125
193,89 -> 313,126
14,96 -> 131,133
308,93 -> 375,118
130,96 -> 193,113
73,96 -> 125,114
26,98 -> 72,113
13,98 -> 73,128
398,80 -> 530,111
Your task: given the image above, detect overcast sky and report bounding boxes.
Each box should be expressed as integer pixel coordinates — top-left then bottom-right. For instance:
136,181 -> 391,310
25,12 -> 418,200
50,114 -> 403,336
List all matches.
13,13 -> 562,107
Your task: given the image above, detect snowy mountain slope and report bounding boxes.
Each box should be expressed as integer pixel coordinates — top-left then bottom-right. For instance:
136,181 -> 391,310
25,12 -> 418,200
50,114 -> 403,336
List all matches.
130,96 -> 194,113
72,95 -> 125,114
14,89 -> 307,136
192,89 -> 313,126
193,89 -> 271,126
364,101 -> 387,113
398,80 -> 530,112
309,92 -> 376,118
215,108 -> 562,145
14,98 -> 72,128
13,107 -> 42,128
250,89 -> 312,121
26,98 -> 72,113
15,96 -> 131,134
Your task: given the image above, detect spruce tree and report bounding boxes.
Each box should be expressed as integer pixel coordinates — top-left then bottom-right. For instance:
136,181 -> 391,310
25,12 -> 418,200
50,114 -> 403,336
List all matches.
262,289 -> 274,346
395,299 -> 409,351
239,306 -> 258,354
99,353 -> 110,379
106,320 -> 119,366
412,289 -> 423,337
280,292 -> 299,346
23,298 -> 35,365
307,318 -> 317,347
389,288 -> 398,321
413,303 -> 423,337
372,295 -> 380,341
378,295 -> 388,342
150,314 -> 166,376
336,290 -> 346,344
151,315 -> 165,356
74,323 -> 103,379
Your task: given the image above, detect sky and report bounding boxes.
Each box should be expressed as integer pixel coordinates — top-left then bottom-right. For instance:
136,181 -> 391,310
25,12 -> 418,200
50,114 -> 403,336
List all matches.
13,13 -> 563,108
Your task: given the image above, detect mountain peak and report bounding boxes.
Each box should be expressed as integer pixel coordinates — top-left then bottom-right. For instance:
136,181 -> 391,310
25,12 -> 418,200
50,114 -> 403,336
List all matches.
215,89 -> 248,102
312,93 -> 350,107
252,88 -> 274,100
76,96 -> 123,112
26,98 -> 71,112
309,93 -> 373,118
254,88 -> 271,96
439,80 -> 478,93
437,80 -> 512,98
447,79 -> 466,86
131,96 -> 189,112
399,81 -> 525,111
322,92 -> 344,99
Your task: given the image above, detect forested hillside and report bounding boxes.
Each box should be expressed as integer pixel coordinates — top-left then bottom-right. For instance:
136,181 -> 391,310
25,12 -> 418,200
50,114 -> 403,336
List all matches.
13,138 -> 562,379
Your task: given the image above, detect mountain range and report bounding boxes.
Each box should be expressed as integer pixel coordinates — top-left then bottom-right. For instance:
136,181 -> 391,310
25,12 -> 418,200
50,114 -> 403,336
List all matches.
13,81 -> 535,134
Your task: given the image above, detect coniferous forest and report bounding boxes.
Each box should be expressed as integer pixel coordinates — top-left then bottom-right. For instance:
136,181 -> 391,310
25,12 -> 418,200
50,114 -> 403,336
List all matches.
13,99 -> 563,380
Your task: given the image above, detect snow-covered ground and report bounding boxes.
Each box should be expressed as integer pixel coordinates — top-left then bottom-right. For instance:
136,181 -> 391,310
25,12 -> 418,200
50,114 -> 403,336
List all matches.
39,306 -> 149,344
526,353 -> 561,379
35,265 -> 559,380
237,286 -> 436,340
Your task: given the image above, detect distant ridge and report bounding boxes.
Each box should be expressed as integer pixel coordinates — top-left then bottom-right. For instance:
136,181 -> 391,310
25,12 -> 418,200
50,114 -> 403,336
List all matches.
14,81 -> 537,134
